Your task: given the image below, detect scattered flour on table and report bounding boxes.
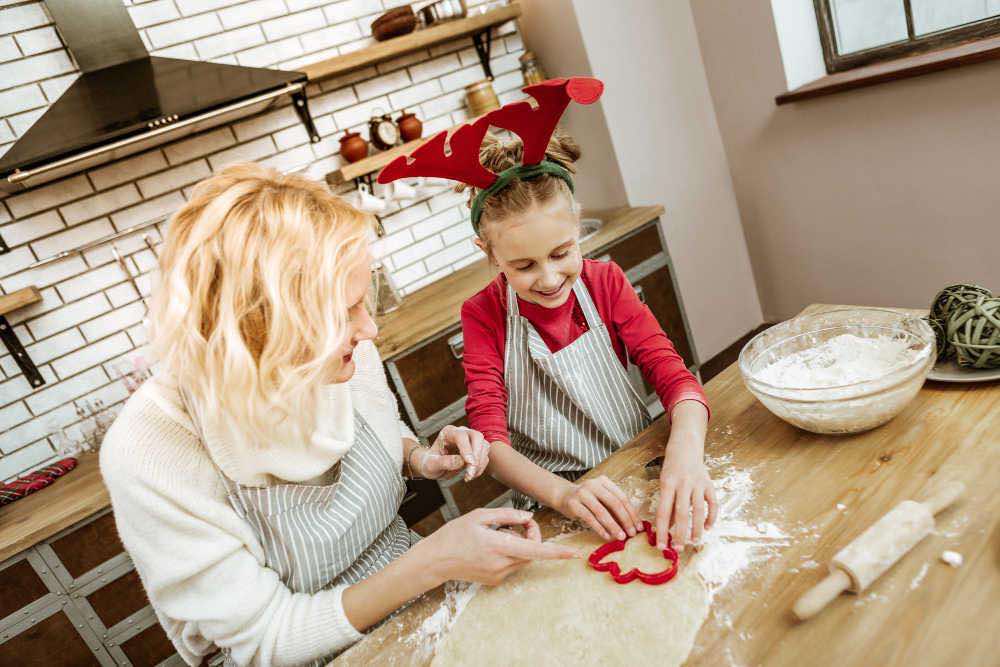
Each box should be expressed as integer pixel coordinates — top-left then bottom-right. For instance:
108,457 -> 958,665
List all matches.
754,333 -> 920,388
403,582 -> 479,657
940,550 -> 964,567
909,563 -> 930,590
636,453 -> 790,603
693,464 -> 789,602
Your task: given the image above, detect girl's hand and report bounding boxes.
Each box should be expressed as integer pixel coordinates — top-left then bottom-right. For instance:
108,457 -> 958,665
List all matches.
418,508 -> 578,586
418,426 -> 490,481
655,435 -> 717,551
553,475 -> 642,541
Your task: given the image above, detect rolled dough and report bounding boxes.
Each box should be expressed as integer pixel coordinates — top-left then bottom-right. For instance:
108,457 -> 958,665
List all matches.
431,529 -> 709,666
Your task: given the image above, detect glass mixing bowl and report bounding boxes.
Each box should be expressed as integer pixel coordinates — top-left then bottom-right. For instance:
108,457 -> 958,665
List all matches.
738,308 -> 935,434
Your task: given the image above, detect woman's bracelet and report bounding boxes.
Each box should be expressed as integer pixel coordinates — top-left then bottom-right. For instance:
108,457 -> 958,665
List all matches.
405,444 -> 428,479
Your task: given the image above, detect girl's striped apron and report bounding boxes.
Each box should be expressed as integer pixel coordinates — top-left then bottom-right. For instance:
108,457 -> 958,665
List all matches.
212,413 -> 412,666
504,279 -> 652,509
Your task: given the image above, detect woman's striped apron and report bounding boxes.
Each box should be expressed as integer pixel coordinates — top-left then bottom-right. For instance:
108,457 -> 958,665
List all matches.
212,413 -> 412,666
504,279 -> 652,509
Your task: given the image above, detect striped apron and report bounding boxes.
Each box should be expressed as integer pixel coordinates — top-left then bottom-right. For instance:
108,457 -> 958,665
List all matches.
504,279 -> 652,509
214,413 -> 412,667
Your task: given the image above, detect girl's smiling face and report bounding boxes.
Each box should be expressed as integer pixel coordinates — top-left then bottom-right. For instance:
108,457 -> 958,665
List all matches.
478,196 -> 582,308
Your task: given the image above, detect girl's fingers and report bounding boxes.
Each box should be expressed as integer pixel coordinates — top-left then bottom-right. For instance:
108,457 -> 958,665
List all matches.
672,484 -> 692,550
593,484 -> 637,538
705,484 -> 719,531
655,483 -> 676,550
600,477 -> 641,534
691,488 -> 708,545
581,490 -> 626,541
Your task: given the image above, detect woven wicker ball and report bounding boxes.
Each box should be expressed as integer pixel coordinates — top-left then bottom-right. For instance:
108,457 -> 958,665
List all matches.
925,316 -> 952,361
930,283 -> 992,322
946,295 -> 1000,369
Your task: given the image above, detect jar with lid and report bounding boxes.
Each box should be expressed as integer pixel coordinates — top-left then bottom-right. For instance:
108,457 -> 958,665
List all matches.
465,79 -> 500,118
519,50 -> 546,86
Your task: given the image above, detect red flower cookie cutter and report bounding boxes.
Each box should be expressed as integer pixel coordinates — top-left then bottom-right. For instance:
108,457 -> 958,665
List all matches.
587,520 -> 679,585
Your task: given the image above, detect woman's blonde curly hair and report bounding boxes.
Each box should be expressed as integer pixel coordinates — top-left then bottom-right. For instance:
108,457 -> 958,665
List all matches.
149,163 -> 372,446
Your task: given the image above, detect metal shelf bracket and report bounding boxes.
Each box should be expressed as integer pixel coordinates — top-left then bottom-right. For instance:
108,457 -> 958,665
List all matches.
0,316 -> 45,388
471,28 -> 494,80
291,89 -> 321,144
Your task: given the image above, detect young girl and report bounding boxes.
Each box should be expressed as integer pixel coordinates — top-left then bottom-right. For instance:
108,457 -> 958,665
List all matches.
378,77 -> 716,552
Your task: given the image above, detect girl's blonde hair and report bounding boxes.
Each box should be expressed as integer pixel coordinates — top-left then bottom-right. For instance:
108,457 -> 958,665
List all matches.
457,128 -> 582,247
149,163 -> 371,446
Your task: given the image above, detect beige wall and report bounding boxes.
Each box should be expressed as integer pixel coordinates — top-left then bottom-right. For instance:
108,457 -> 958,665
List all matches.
517,0 -> 629,212
691,0 -> 1000,322
520,0 -> 764,363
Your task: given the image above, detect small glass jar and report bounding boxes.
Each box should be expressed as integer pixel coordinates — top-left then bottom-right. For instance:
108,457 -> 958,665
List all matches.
519,50 -> 546,86
371,261 -> 403,315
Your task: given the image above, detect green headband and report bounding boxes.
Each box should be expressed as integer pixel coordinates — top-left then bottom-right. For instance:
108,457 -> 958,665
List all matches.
470,160 -> 575,234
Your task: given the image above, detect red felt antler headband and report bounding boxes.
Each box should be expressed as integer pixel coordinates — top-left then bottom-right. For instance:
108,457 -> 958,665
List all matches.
377,76 -> 604,190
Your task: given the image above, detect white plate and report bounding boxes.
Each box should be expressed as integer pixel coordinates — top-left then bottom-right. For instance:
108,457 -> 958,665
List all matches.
927,359 -> 1000,383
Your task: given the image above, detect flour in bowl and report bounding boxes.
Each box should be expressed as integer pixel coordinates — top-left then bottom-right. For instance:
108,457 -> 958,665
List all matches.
755,333 -> 919,388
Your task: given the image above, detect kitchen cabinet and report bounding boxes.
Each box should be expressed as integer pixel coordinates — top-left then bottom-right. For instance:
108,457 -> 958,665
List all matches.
0,507 -> 178,666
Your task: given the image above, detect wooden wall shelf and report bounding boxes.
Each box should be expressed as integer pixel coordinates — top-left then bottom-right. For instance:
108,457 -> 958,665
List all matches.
0,286 -> 41,316
327,122 -> 461,185
301,4 -> 521,84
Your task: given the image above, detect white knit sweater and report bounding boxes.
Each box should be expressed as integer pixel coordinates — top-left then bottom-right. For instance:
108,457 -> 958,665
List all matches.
99,340 -> 416,666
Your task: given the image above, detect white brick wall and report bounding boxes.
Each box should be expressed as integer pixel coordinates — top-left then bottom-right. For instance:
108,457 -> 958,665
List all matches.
0,0 -> 524,480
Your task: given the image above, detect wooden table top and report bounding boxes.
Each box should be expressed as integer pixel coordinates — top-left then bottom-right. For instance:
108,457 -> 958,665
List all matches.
373,205 -> 664,359
0,452 -> 107,563
337,303 -> 1000,666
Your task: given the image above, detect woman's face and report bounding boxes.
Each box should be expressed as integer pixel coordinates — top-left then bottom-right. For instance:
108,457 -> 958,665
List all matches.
328,256 -> 378,383
481,197 -> 582,308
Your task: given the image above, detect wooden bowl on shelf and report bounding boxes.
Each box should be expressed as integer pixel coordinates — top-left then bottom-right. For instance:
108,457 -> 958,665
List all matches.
372,6 -> 417,41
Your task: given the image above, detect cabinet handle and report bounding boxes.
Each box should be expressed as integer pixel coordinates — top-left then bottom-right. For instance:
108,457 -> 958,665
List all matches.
633,285 -> 646,303
448,332 -> 465,359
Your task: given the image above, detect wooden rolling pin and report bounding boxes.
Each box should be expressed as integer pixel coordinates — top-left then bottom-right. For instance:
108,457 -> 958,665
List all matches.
793,481 -> 965,621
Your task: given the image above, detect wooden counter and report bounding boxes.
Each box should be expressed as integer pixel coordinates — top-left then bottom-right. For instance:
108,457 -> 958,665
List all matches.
337,303 -> 1000,666
374,205 -> 664,359
0,453 -> 107,563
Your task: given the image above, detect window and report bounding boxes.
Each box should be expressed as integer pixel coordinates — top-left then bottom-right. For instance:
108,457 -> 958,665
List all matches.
815,0 -> 1000,72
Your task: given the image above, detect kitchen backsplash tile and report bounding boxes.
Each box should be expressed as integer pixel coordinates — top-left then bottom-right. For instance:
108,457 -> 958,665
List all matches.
0,0 -> 523,480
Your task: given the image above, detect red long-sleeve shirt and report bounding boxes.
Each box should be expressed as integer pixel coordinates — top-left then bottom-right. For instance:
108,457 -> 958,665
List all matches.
461,259 -> 709,445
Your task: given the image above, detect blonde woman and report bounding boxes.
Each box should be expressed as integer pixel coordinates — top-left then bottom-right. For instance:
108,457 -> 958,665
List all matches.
100,164 -> 576,667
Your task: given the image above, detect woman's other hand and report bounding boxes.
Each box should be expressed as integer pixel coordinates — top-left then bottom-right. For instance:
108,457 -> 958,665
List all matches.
418,425 -> 491,481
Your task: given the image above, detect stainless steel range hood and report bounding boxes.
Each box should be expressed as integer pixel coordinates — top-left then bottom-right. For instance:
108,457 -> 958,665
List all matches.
0,0 -> 319,193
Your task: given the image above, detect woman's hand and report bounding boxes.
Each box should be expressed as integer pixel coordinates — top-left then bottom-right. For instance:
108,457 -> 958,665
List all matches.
553,475 -> 642,542
416,425 -> 490,481
655,433 -> 717,551
416,508 -> 578,586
